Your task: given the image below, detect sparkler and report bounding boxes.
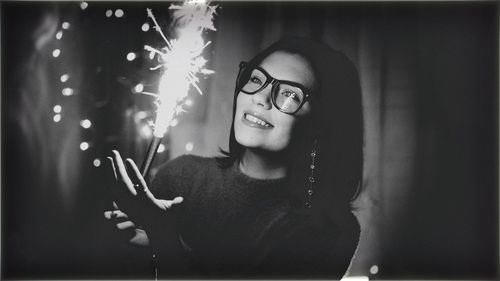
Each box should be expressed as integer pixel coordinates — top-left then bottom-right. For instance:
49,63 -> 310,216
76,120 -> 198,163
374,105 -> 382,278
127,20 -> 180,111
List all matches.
139,0 -> 218,177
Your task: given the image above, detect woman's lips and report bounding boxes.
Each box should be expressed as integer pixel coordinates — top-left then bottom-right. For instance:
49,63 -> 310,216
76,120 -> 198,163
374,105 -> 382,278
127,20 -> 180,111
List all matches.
242,113 -> 274,129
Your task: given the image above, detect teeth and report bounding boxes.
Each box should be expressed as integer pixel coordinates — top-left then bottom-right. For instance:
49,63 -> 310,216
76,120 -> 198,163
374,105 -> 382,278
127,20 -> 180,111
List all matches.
245,114 -> 271,127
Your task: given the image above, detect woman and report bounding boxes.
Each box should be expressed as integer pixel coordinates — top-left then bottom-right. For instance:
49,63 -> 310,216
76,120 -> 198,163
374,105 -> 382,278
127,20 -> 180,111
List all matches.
105,37 -> 363,279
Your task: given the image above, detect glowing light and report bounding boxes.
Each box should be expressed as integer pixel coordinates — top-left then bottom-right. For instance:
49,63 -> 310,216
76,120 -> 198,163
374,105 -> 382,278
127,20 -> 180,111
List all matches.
80,2 -> 88,10
53,105 -> 62,113
126,52 -> 136,61
80,119 -> 92,129
53,114 -> 61,122
140,124 -> 153,138
142,2 -> 218,139
369,265 -> 379,275
115,9 -> 124,18
135,111 -> 148,120
157,144 -> 165,153
60,74 -> 69,83
62,88 -> 74,96
56,31 -> 63,40
52,49 -> 61,58
185,142 -> 194,152
93,158 -> 101,167
170,118 -> 178,127
80,142 -> 89,151
148,51 -> 155,60
141,23 -> 150,32
62,22 -> 70,30
134,83 -> 144,93
105,10 -> 113,17
185,98 -> 193,107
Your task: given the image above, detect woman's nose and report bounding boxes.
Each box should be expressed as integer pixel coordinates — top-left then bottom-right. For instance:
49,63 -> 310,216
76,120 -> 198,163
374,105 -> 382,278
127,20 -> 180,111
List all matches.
251,85 -> 273,110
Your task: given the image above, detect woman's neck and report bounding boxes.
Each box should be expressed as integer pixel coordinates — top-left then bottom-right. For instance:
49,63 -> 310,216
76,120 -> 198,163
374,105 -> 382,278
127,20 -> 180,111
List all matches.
239,149 -> 287,180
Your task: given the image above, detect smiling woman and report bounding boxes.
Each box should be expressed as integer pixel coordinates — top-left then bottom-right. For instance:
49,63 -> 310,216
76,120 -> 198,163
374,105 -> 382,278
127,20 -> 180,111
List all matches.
105,37 -> 363,279
234,51 -> 316,156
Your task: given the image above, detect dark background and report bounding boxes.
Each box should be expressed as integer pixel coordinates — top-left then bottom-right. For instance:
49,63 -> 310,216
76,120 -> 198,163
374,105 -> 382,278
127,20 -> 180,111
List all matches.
2,1 -> 498,279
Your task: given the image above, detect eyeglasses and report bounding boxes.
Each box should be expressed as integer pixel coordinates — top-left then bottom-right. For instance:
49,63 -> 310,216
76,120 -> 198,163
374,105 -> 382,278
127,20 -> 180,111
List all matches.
237,61 -> 311,115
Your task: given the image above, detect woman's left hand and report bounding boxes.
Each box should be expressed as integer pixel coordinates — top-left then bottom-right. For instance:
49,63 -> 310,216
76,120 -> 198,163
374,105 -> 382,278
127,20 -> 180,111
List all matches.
107,150 -> 183,225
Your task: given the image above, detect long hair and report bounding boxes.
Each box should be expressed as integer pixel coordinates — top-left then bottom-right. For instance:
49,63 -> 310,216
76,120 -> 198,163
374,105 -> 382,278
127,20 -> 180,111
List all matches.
217,37 -> 363,218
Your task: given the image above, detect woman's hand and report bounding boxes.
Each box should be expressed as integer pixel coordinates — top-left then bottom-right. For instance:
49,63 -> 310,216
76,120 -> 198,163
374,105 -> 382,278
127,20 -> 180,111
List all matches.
107,150 -> 183,228
103,202 -> 150,247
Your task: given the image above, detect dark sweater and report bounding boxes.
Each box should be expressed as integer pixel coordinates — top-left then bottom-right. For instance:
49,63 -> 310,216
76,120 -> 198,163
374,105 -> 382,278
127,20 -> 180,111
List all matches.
149,155 -> 359,279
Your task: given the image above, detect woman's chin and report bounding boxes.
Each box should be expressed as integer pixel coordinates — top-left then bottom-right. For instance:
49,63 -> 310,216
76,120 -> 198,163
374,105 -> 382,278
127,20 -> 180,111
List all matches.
236,137 -> 288,154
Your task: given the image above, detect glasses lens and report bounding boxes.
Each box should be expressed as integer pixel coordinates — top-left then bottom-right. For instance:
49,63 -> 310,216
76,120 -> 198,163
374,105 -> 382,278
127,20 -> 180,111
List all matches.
273,84 -> 305,113
241,68 -> 268,93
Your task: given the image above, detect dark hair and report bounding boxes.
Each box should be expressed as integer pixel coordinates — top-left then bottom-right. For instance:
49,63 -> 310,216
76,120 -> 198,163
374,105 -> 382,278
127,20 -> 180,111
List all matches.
217,37 -> 363,215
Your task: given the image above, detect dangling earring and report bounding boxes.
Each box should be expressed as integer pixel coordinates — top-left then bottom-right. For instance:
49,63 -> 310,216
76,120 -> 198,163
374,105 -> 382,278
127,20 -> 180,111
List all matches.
305,140 -> 318,208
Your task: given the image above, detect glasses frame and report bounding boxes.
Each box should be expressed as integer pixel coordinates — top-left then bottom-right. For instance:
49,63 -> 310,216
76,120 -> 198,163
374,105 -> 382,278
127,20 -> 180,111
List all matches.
237,61 -> 311,115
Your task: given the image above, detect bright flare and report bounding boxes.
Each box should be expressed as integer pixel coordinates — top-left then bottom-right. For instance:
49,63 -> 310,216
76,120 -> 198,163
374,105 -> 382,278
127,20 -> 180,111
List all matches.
143,0 -> 218,138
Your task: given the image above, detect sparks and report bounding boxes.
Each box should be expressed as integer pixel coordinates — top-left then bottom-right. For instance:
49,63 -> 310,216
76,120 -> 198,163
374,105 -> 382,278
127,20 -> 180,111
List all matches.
141,0 -> 218,138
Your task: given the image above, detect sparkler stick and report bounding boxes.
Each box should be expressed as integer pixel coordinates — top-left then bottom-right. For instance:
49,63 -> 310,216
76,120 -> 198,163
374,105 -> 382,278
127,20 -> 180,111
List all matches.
139,0 -> 218,177
140,136 -> 162,177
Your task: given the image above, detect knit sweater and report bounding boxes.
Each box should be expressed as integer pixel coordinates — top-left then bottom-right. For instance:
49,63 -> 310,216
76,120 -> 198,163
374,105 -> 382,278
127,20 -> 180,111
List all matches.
148,154 -> 359,279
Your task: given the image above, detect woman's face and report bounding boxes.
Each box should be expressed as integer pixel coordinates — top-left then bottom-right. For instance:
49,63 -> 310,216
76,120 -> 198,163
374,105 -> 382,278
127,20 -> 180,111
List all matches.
234,51 -> 316,152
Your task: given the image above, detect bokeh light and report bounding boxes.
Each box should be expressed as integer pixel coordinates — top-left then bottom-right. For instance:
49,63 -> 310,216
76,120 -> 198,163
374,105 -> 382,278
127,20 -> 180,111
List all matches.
126,52 -> 136,61
115,9 -> 124,18
60,74 -> 69,83
52,49 -> 61,58
93,158 -> 101,167
80,119 -> 92,129
134,83 -> 144,93
105,10 -> 113,17
80,2 -> 88,10
185,142 -> 194,152
140,124 -> 153,138
53,105 -> 62,113
141,23 -> 150,32
53,114 -> 61,122
80,142 -> 89,151
56,30 -> 63,40
135,111 -> 148,120
157,144 -> 165,153
62,88 -> 74,96
62,22 -> 70,29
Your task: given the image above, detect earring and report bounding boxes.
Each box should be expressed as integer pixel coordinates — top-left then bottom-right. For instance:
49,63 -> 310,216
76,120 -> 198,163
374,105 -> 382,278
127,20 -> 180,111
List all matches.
305,140 -> 318,208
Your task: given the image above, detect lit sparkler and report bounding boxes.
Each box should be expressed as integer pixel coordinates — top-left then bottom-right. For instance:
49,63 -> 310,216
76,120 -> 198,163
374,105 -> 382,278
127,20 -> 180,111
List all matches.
139,0 -> 218,176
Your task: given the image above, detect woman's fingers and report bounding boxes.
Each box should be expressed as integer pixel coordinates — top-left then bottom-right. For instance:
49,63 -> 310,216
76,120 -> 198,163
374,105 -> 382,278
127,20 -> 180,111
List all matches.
107,151 -> 181,216
106,157 -> 118,181
156,197 -> 184,211
116,220 -> 136,230
104,210 -> 129,220
125,158 -> 147,189
129,228 -> 150,247
125,159 -> 158,203
111,150 -> 136,196
171,196 -> 184,205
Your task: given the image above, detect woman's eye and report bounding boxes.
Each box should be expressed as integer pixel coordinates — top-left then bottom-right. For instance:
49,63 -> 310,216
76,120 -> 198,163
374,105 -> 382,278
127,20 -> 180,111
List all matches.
249,76 -> 263,85
281,91 -> 300,102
